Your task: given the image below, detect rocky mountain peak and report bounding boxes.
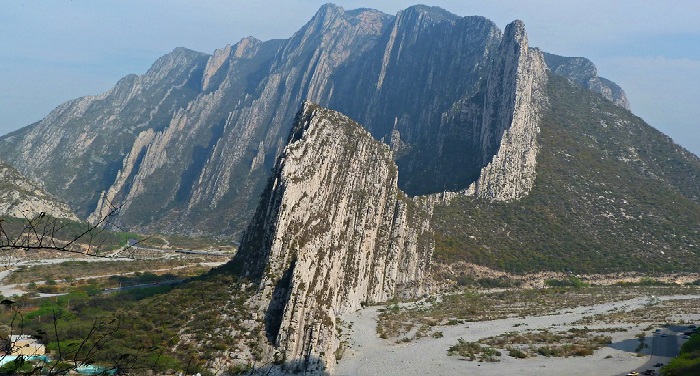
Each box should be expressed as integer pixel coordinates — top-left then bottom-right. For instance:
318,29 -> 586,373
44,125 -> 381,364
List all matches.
504,19 -> 527,42
302,3 -> 360,35
150,47 -> 206,74
469,18 -> 549,201
400,4 -> 460,23
200,37 -> 263,92
141,47 -> 208,87
0,3 -> 648,240
235,102 -> 433,373
317,2 -> 344,15
543,52 -> 630,109
201,44 -> 232,92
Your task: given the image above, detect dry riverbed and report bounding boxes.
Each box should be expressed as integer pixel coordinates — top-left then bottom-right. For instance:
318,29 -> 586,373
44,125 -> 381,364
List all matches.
335,287 -> 700,376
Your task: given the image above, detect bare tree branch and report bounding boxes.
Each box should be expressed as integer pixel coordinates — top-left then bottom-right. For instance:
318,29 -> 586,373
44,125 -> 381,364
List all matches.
0,199 -> 153,261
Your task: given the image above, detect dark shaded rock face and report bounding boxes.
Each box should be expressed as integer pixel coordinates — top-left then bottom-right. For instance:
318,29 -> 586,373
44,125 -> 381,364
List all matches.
0,4 -> 629,239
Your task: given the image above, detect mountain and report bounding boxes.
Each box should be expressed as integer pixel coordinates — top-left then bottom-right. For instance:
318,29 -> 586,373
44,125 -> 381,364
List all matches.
543,52 -> 630,109
227,102 -> 432,373
0,4 -> 628,239
174,13 -> 553,370
433,73 -> 700,275
168,83 -> 700,373
2,4 -> 697,374
0,159 -> 77,221
0,47 -> 209,226
169,87 -> 697,375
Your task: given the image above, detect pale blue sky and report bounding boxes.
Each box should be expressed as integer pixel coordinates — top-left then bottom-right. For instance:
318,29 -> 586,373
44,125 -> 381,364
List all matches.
1,0 -> 699,156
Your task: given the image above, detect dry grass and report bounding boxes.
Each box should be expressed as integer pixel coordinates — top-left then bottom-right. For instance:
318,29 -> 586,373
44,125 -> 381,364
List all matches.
575,294 -> 700,326
5,258 -> 220,284
478,328 -> 613,358
377,285 -> 700,341
447,338 -> 501,361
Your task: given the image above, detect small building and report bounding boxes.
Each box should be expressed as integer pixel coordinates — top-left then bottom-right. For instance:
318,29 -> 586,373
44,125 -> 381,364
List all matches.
8,335 -> 45,356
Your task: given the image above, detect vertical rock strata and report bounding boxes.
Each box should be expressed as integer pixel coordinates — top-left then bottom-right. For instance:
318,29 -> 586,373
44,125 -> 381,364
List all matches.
237,103 -> 432,373
92,5 -> 393,236
0,4 -> 620,237
469,20 -> 549,201
0,161 -> 78,220
88,129 -> 156,224
0,47 -> 209,218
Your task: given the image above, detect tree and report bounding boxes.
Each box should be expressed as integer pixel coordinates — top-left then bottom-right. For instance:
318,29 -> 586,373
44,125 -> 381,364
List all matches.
0,299 -> 122,375
0,203 -> 121,257
0,202 -> 150,375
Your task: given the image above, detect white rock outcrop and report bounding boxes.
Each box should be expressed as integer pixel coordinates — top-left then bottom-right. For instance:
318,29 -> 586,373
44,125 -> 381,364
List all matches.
236,102 -> 433,373
0,161 -> 77,221
469,20 -> 549,201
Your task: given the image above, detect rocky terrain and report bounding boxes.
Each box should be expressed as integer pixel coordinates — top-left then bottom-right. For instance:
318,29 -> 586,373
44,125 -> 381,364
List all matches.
0,4 -> 698,375
0,4 -> 628,239
335,289 -> 700,376
543,52 -> 630,110
0,160 -> 77,220
217,15 -> 561,370
431,73 -> 700,274
232,103 -> 432,373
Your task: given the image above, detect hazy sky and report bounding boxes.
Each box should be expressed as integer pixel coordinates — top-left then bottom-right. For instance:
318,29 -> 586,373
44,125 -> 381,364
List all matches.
1,1 -> 699,156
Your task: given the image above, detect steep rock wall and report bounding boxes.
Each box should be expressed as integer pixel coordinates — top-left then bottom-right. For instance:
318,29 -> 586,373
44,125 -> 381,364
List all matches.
0,5 -> 627,238
0,48 -> 209,217
236,103 -> 432,373
468,20 -> 549,201
89,5 -> 393,236
0,5 -> 504,236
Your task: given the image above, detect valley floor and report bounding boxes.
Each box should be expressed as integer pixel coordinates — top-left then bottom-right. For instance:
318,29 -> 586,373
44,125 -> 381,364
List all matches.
335,290 -> 700,376
0,249 -> 230,298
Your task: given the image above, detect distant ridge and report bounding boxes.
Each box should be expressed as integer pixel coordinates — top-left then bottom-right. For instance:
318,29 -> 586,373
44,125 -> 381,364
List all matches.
0,160 -> 77,220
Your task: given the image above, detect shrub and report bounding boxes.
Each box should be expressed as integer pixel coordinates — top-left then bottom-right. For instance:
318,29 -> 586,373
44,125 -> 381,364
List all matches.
507,346 -> 529,359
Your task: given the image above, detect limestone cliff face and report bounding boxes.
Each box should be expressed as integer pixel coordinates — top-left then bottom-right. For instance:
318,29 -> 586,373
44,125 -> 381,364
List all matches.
330,8 -> 503,195
86,5 -> 393,237
543,52 -> 630,109
0,4 -> 629,238
0,47 -> 209,218
0,160 -> 77,221
468,21 -> 549,201
402,19 -> 548,202
236,103 -> 432,373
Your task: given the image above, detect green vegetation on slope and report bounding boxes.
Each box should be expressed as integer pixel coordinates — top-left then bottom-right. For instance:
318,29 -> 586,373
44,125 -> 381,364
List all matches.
433,74 -> 700,273
0,215 -> 137,255
662,333 -> 700,376
2,270 -> 255,375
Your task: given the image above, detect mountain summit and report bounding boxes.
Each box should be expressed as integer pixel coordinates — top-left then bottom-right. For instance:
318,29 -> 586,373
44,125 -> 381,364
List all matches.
0,3 -> 696,275
0,4 -> 632,239
1,4 -> 698,374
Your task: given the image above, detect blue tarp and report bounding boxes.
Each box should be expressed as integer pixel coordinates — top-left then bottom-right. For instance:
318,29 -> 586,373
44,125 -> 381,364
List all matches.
0,356 -> 116,375
76,364 -> 117,375
0,355 -> 50,366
